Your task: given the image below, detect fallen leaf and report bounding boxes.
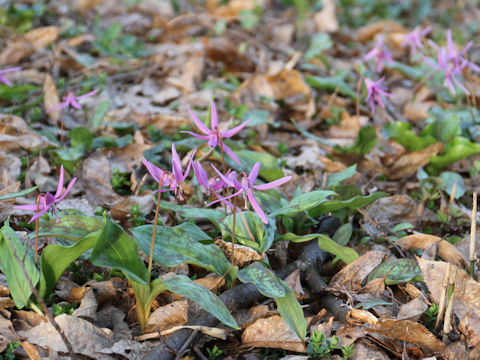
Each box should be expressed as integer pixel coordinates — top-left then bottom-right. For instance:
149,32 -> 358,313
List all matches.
43,74 -> 60,126
351,342 -> 390,360
388,142 -> 444,179
396,297 -> 428,321
314,0 -> 338,32
72,288 -> 98,321
0,115 -> 55,151
205,37 -> 256,73
397,234 -> 468,270
215,238 -> 264,267
194,275 -> 225,292
348,308 -> 378,325
357,20 -> 406,43
235,305 -> 271,329
95,306 -> 131,342
242,315 -> 306,352
283,269 -> 305,299
146,300 -> 188,332
330,251 -> 385,291
206,0 -> 257,17
404,101 -> 435,123
20,341 -> 41,360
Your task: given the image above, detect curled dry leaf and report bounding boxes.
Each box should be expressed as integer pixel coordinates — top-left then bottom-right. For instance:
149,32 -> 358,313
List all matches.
347,308 -> 378,325
0,312 -> 17,352
0,115 -> 55,151
194,275 -> 225,292
235,305 -> 271,329
20,341 -> 41,360
43,74 -> 60,126
242,315 -> 306,352
330,251 -> 385,292
367,318 -> 445,355
356,20 -> 406,43
94,306 -> 132,342
146,300 -> 188,332
397,234 -> 468,270
72,288 -> 98,321
417,258 -> 480,346
214,238 -> 264,267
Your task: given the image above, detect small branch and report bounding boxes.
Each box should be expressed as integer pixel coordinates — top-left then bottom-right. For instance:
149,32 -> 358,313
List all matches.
442,267 -> 456,343
470,192 -> 477,279
435,263 -> 451,333
174,330 -> 198,360
4,232 -> 76,359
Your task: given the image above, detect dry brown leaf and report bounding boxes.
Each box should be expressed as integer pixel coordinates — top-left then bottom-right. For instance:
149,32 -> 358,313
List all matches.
242,315 -> 306,352
396,297 -> 428,321
206,0 -> 257,17
66,286 -> 90,303
86,280 -> 119,306
417,258 -> 480,346
348,309 -> 378,325
43,74 -> 60,126
330,251 -> 385,292
0,312 -> 17,352
351,342 -> 390,360
235,305 -> 271,329
387,142 -> 444,180
397,234 -> 468,270
367,318 -> 445,354
95,306 -> 131,342
194,276 -> 225,292
24,26 -> 60,49
404,101 -> 436,123
205,37 -> 256,73
215,238 -> 264,267
283,269 -> 305,299
0,298 -> 14,310
265,68 -> 311,100
20,341 -> 41,360
134,111 -> 191,133
356,20 -> 406,43
72,288 -> 98,321
314,0 -> 338,32
328,113 -> 368,139
233,74 -> 275,109
146,300 -> 188,332
0,115 -> 55,151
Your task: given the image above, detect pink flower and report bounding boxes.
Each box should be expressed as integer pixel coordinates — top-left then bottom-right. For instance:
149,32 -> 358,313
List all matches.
15,166 -> 76,223
143,144 -> 196,200
363,37 -> 393,73
209,162 -> 292,224
47,89 -> 98,113
401,26 -> 431,56
181,101 -> 251,165
0,67 -> 21,87
364,77 -> 391,113
192,161 -> 235,194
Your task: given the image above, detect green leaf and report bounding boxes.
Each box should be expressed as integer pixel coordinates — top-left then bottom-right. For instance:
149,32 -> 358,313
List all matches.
306,75 -> 357,99
440,171 -> 465,199
309,192 -> 388,218
37,215 -> 105,241
385,61 -> 423,80
368,259 -> 423,285
317,234 -> 358,264
335,126 -> 377,155
291,119 -> 330,146
332,223 -> 352,246
0,225 -> 39,308
162,274 -> 239,329
221,211 -> 268,252
159,202 -> 225,227
275,232 -> 318,243
355,298 -> 392,309
89,100 -> 110,131
238,262 -> 285,298
131,223 -> 231,278
426,107 -> 461,143
0,186 -> 38,200
275,280 -> 307,341
383,121 -> 436,152
271,190 -> 335,217
38,231 -> 99,299
68,127 -> 94,151
326,165 -> 357,189
91,218 -> 147,285
427,137 -> 480,173
392,222 -> 414,233
227,150 -> 284,182
305,33 -> 333,60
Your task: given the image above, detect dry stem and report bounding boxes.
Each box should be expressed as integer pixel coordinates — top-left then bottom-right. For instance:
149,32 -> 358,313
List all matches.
470,192 -> 477,279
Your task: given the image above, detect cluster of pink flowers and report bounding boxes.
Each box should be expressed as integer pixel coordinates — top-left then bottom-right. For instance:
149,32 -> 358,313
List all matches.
142,101 -> 292,224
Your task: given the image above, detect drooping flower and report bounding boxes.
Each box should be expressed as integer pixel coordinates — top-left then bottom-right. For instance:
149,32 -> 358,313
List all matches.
364,77 -> 391,113
15,165 -> 77,223
401,26 -> 431,56
181,101 -> 251,165
0,67 -> 21,87
47,89 -> 98,113
209,162 -> 292,224
192,161 -> 235,194
363,37 -> 393,73
142,144 -> 196,200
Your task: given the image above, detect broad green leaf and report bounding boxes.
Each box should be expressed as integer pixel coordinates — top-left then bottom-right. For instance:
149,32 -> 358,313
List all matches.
163,274 -> 239,329
440,171 -> 465,199
238,262 -> 285,298
305,33 -> 333,60
306,75 -> 357,99
0,225 -> 39,308
271,190 -> 335,217
37,215 -> 105,241
159,202 -> 225,227
326,165 -> 357,189
335,126 -> 377,155
355,298 -> 392,309
317,235 -> 358,264
91,218 -> 147,285
425,107 -> 461,143
0,186 -> 38,200
68,126 -> 94,151
427,137 -> 480,173
275,280 -> 307,341
332,223 -> 352,246
275,232 -> 318,243
38,231 -> 99,299
385,61 -> 423,80
309,192 -> 388,218
221,211 -> 267,252
383,121 -> 436,152
227,150 -> 284,182
392,222 -> 414,232
131,223 -> 231,278
90,100 -> 110,131
368,259 -> 423,285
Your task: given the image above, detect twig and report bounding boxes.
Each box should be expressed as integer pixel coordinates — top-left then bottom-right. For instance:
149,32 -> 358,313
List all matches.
174,329 -> 198,360
442,267 -> 456,343
193,345 -> 209,360
4,232 -> 76,359
470,192 -> 477,279
435,263 -> 451,333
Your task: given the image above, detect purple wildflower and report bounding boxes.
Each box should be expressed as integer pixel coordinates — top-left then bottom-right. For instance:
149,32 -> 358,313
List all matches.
0,67 -> 21,87
401,26 -> 431,56
47,89 -> 98,113
15,165 -> 76,223
424,47 -> 469,95
209,162 -> 292,224
363,37 -> 393,73
192,161 -> 235,194
181,101 -> 251,165
364,77 -> 391,113
142,144 -> 196,200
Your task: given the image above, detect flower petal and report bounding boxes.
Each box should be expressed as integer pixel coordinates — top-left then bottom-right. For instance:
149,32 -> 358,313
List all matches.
76,89 -> 98,100
187,105 -> 211,135
248,162 -> 261,186
211,163 -> 235,187
221,142 -> 241,165
180,131 -> 209,141
221,118 -> 252,138
143,158 -> 166,185
246,189 -> 268,224
210,101 -> 218,129
54,166 -> 65,198
56,178 -> 77,202
253,175 -> 292,191
193,161 -> 208,187
170,144 -> 183,181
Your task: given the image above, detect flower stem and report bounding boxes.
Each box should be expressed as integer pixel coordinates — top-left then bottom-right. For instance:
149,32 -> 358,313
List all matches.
34,194 -> 42,266
60,109 -> 65,146
231,204 -> 236,266
148,181 -> 163,280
